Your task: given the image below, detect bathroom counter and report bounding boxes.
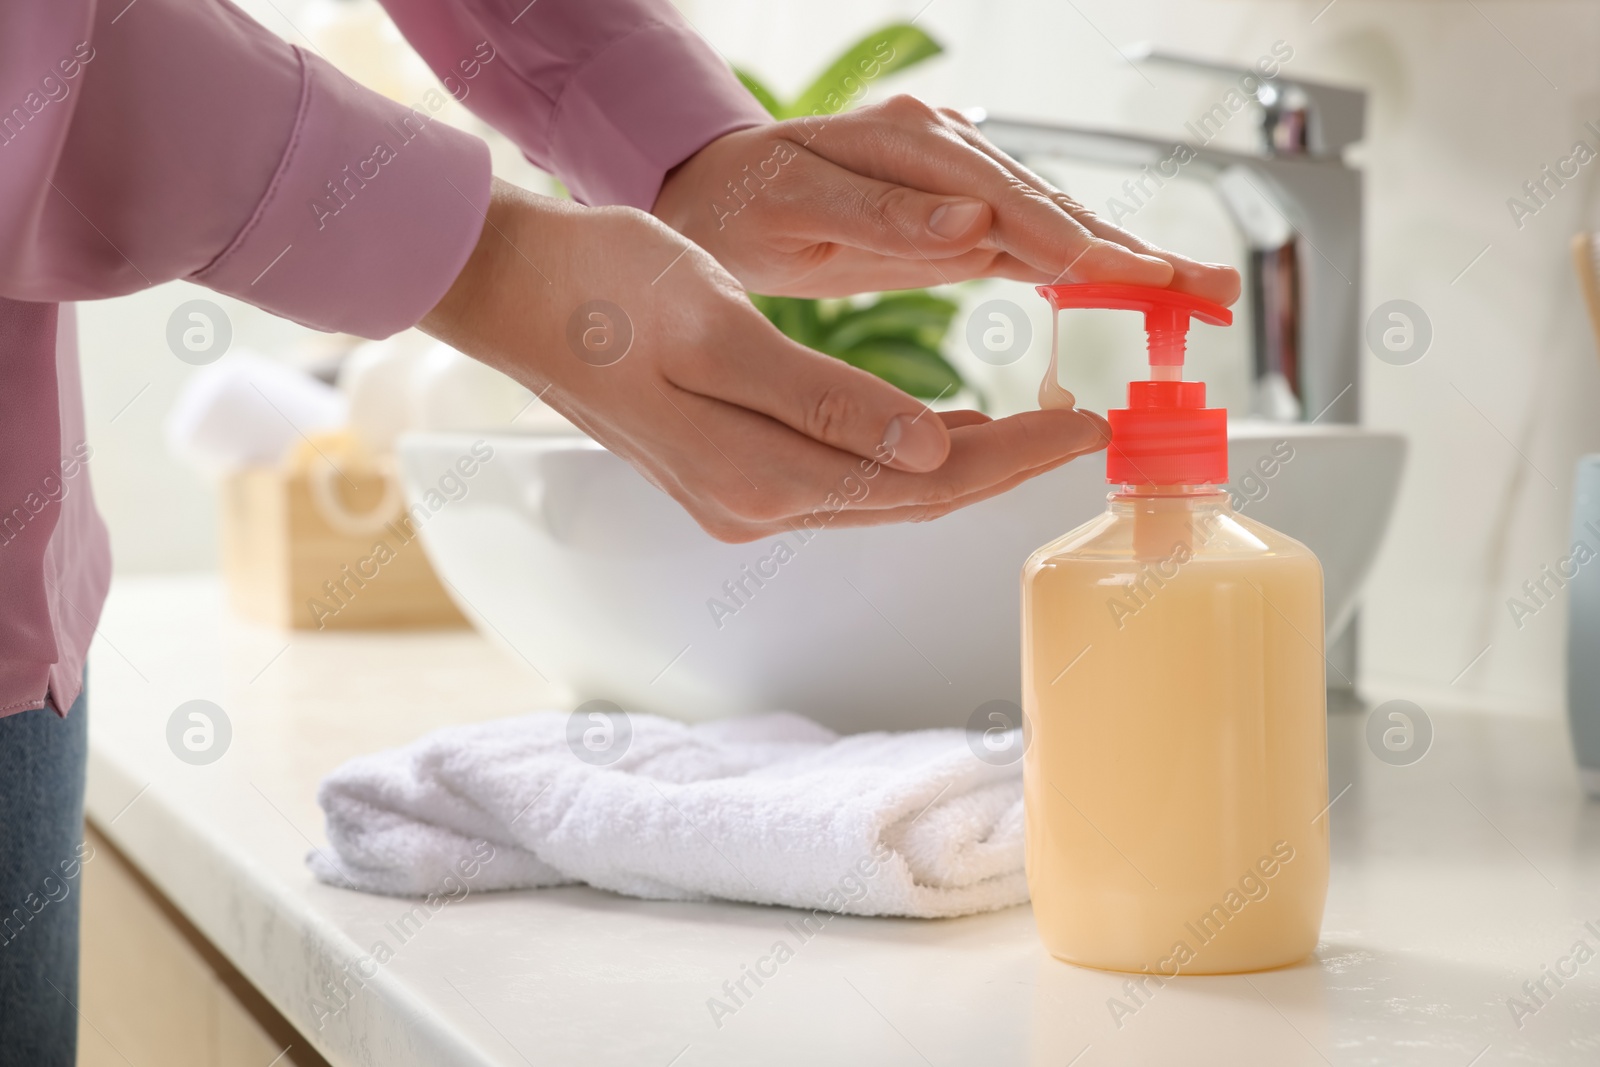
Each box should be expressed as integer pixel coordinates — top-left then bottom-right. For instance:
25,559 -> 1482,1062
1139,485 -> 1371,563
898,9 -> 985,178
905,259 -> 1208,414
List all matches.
85,576 -> 1600,1066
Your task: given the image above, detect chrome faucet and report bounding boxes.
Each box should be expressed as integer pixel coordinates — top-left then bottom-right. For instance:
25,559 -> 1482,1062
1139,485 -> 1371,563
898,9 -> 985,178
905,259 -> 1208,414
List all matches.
973,46 -> 1367,423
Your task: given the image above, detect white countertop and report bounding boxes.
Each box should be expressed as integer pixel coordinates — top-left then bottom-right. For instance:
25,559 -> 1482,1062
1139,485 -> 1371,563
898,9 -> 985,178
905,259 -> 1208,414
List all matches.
86,576 -> 1600,1066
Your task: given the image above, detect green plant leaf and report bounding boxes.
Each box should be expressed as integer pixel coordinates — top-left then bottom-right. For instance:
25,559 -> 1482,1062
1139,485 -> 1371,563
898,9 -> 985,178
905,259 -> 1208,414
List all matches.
821,292 -> 959,353
833,338 -> 963,399
734,68 -> 784,119
788,23 -> 943,119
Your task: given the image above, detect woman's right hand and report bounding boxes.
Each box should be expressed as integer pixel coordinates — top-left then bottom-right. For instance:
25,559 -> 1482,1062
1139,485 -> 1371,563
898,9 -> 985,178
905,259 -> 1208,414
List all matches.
420,180 -> 1110,543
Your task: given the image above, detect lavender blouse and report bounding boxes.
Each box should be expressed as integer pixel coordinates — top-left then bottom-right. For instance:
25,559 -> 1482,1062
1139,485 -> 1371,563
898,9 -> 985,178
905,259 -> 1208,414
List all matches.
0,0 -> 768,717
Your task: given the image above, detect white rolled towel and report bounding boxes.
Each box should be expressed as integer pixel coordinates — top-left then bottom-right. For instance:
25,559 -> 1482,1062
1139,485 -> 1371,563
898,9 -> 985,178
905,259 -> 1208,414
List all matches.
165,350 -> 347,472
310,711 -> 1027,919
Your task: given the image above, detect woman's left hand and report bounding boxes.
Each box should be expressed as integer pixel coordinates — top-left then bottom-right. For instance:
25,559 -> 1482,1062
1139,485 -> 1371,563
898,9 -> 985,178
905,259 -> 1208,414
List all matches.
653,94 -> 1240,304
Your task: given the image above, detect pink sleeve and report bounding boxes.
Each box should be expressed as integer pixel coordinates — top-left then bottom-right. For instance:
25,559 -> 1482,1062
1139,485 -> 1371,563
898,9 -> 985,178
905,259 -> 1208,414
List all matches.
375,0 -> 772,209
0,0 -> 492,338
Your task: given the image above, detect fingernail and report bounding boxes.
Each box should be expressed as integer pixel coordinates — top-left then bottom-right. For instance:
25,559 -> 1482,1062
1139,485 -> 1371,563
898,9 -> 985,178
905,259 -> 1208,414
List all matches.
1083,410 -> 1113,445
927,198 -> 985,239
880,414 -> 948,472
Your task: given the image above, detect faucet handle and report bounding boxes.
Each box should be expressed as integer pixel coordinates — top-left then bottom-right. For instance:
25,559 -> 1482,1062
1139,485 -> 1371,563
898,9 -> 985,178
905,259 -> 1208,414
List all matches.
1124,43 -> 1366,158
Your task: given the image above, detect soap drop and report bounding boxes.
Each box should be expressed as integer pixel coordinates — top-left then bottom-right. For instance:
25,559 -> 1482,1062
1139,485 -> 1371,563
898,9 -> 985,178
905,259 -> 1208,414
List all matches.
1037,347 -> 1077,410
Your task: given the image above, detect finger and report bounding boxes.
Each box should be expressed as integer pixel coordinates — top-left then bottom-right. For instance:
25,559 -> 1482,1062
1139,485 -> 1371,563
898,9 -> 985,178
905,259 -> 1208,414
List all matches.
760,149 -> 994,263
932,113 -> 1240,304
629,394 -> 1101,541
757,243 -> 1016,297
1081,408 -> 1113,441
856,410 -> 1110,521
849,407 -> 1111,509
833,451 -> 1087,527
792,98 -> 1175,288
921,112 -> 1241,302
938,408 -> 992,430
755,233 -> 1204,299
728,426 -> 1104,538
1051,201 -> 1241,305
670,322 -> 954,474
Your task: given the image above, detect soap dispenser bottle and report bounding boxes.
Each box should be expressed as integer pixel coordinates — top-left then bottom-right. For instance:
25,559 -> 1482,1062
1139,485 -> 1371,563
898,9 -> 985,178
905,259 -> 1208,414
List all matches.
1021,284 -> 1329,975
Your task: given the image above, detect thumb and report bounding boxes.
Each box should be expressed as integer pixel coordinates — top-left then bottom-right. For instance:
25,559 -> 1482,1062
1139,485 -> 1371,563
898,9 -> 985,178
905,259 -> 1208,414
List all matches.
770,150 -> 992,260
677,323 -> 953,473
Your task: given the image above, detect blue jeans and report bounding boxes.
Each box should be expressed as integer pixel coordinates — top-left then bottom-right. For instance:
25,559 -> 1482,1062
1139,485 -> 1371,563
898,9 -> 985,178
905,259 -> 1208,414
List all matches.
0,678 -> 88,1067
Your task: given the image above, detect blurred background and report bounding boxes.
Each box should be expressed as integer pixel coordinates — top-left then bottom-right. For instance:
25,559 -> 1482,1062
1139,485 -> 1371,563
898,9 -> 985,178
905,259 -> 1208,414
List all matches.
87,0 -> 1600,716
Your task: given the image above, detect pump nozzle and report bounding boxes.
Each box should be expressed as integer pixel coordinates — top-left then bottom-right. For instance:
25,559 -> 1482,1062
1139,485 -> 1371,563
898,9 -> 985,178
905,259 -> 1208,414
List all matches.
1036,283 -> 1233,486
1038,283 -> 1230,371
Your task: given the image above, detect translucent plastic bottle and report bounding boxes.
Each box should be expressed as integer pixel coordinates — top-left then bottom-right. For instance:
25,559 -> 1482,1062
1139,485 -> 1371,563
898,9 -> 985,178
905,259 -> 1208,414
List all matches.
1022,284 -> 1329,975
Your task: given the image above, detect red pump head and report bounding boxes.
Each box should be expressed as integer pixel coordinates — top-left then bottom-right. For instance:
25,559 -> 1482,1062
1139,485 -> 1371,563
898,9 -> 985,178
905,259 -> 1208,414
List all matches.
1036,283 -> 1233,486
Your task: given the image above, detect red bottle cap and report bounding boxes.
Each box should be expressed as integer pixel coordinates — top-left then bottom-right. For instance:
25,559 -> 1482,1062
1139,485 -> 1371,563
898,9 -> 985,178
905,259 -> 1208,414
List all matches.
1036,283 -> 1233,486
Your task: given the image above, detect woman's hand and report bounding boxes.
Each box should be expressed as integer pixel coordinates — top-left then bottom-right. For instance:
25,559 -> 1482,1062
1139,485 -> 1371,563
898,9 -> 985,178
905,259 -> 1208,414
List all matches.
420,180 -> 1110,543
652,95 -> 1240,303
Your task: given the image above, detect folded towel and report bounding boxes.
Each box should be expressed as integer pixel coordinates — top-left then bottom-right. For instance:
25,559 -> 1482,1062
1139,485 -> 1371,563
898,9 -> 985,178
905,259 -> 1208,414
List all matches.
310,710 -> 1027,919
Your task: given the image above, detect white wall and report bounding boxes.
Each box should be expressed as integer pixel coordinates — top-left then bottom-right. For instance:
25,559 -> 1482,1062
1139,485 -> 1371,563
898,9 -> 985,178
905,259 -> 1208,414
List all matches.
79,0 -> 1599,716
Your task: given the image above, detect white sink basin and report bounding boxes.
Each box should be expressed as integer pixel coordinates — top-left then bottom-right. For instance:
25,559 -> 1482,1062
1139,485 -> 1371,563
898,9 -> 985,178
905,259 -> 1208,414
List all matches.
398,423 -> 1405,732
